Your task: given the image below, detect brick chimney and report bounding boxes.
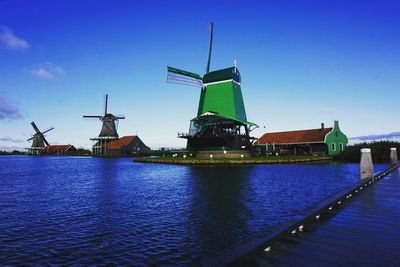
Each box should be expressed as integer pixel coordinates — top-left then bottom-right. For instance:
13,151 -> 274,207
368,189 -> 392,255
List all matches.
321,123 -> 325,130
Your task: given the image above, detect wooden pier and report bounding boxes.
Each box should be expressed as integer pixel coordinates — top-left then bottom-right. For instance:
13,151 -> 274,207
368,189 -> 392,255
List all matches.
202,162 -> 400,266
258,166 -> 400,266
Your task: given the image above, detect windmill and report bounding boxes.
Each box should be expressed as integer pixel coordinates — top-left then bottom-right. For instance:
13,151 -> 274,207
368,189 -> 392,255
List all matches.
83,94 -> 125,155
167,22 -> 258,156
27,121 -> 54,155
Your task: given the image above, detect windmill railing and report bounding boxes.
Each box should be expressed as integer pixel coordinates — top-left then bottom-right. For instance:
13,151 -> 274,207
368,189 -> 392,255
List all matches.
178,132 -> 250,138
90,136 -> 119,141
178,132 -> 192,138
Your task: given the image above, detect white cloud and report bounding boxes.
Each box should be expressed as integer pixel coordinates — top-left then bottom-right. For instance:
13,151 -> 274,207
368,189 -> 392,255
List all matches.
0,26 -> 30,50
29,63 -> 64,80
31,67 -> 54,80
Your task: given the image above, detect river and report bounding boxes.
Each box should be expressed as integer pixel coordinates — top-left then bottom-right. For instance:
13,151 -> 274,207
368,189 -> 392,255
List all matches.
0,156 -> 388,266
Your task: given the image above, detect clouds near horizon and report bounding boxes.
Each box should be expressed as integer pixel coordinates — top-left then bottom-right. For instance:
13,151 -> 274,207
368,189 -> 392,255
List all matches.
0,93 -> 23,120
350,132 -> 400,141
0,136 -> 24,143
0,26 -> 30,50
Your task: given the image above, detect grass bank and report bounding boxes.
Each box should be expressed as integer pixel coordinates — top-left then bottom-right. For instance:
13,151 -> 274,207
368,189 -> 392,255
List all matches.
133,155 -> 332,165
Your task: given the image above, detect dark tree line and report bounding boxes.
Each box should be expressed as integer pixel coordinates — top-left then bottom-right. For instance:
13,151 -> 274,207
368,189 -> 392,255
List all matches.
339,141 -> 400,163
0,150 -> 25,155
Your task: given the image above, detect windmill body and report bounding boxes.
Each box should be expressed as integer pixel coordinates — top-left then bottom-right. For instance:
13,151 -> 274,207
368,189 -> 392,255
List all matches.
98,113 -> 120,138
31,134 -> 45,148
168,23 -> 258,156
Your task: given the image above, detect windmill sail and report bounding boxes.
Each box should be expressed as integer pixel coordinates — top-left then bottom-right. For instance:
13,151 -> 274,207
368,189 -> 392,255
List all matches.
42,127 -> 55,134
167,66 -> 203,87
104,94 -> 108,115
205,22 -> 214,74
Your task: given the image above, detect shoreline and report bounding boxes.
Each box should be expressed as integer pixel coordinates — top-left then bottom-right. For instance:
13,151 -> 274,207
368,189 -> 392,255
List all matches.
133,156 -> 332,165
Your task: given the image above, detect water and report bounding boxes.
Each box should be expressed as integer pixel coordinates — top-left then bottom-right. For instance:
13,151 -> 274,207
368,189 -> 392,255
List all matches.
0,156 -> 388,266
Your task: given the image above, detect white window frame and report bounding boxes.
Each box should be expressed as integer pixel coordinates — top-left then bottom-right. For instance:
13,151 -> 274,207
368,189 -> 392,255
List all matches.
340,143 -> 344,151
332,143 -> 336,151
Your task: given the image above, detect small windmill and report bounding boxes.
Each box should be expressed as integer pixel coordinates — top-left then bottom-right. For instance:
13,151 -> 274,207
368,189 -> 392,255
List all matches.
167,22 -> 258,155
27,121 -> 54,155
83,94 -> 125,155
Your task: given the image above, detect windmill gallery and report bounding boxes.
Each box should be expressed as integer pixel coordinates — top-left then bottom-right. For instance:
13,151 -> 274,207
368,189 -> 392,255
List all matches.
25,23 -> 348,158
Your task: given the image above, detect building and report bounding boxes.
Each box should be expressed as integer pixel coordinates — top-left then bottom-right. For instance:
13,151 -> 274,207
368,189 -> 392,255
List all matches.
178,67 -> 257,155
40,145 -> 77,155
255,121 -> 348,157
97,135 -> 151,157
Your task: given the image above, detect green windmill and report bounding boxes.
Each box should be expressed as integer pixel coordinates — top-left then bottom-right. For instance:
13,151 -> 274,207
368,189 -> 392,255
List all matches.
167,22 -> 258,156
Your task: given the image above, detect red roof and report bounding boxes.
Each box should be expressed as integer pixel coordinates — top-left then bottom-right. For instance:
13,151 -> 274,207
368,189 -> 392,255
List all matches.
106,136 -> 137,149
257,128 -> 333,144
42,145 -> 74,151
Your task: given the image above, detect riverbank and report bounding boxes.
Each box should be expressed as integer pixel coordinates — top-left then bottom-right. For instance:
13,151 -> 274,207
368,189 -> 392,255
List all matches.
133,155 -> 332,165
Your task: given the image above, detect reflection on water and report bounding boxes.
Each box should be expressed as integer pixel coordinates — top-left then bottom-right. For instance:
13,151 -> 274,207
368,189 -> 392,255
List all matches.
0,156 -> 389,266
188,166 -> 254,258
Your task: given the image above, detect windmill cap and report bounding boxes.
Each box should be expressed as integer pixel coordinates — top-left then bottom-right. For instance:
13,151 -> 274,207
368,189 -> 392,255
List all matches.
361,148 -> 371,153
203,67 -> 240,84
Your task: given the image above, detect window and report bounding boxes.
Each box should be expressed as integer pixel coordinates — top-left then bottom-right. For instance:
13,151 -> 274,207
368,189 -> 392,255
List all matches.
340,143 -> 344,151
332,143 -> 336,151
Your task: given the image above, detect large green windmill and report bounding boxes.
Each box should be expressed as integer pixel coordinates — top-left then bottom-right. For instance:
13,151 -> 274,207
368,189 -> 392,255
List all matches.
167,22 -> 258,155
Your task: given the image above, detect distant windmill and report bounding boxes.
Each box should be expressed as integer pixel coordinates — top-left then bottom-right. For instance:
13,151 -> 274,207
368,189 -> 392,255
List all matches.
27,121 -> 54,155
83,94 -> 125,155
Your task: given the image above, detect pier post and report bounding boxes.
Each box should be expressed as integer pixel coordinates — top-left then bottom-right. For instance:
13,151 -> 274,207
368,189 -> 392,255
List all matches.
360,148 -> 374,180
390,148 -> 398,166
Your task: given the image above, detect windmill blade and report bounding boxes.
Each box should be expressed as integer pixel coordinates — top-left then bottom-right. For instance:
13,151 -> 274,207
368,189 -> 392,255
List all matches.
31,121 -> 41,134
167,66 -> 203,87
42,127 -> 54,134
104,94 -> 108,115
83,115 -> 103,119
115,114 -> 125,119
27,136 -> 34,141
42,136 -> 50,146
205,21 -> 214,74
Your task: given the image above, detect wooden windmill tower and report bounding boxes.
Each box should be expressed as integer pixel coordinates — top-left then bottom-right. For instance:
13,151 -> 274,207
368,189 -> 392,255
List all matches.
27,121 -> 54,155
167,22 -> 258,157
83,94 -> 125,155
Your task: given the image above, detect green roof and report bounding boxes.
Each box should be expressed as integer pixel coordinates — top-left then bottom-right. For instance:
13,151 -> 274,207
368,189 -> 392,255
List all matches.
203,67 -> 241,84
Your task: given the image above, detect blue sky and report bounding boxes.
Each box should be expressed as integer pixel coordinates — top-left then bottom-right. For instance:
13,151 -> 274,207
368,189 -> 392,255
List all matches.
0,0 -> 399,150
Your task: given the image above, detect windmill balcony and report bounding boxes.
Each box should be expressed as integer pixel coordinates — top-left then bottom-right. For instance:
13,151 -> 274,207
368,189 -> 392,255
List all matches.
178,132 -> 192,138
178,132 -> 248,139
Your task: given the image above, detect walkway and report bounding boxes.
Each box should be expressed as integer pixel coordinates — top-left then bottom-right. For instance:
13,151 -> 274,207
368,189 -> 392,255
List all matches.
253,169 -> 400,266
